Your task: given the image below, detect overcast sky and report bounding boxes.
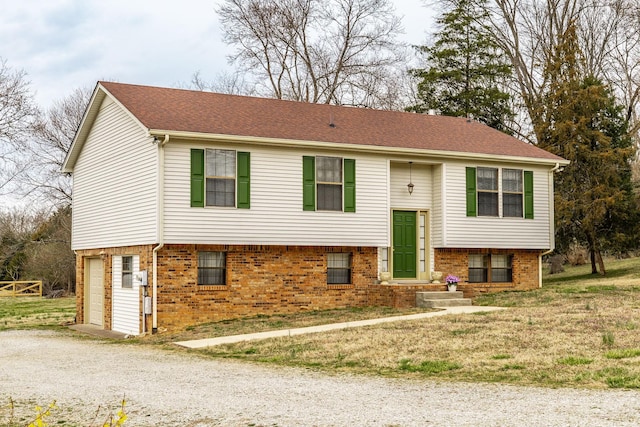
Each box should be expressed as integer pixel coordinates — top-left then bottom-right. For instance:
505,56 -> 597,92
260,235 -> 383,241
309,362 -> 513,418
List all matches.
1,0 -> 436,109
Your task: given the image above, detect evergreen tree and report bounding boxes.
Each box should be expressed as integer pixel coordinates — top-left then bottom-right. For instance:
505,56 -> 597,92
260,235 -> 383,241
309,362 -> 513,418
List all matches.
407,0 -> 514,133
535,23 -> 637,275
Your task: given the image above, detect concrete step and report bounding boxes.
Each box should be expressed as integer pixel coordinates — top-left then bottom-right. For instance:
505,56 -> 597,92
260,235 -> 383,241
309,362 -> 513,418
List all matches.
417,298 -> 473,308
416,291 -> 473,308
416,291 -> 464,300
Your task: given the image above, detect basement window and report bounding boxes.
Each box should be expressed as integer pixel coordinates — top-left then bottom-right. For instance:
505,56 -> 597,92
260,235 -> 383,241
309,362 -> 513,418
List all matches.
468,254 -> 513,283
327,253 -> 351,284
198,252 -> 226,285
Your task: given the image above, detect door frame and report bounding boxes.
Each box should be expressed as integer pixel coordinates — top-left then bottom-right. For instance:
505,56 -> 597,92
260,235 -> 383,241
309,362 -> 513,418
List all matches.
84,257 -> 104,327
390,209 -> 430,280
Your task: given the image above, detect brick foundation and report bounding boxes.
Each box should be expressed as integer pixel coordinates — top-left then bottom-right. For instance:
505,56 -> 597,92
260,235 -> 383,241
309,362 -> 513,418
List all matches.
434,248 -> 541,297
76,244 -> 541,333
156,244 -> 377,330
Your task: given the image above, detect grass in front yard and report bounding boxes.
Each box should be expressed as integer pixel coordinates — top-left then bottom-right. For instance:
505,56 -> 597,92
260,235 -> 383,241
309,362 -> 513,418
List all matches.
0,296 -> 75,330
142,306 -> 435,344
190,257 -> 640,389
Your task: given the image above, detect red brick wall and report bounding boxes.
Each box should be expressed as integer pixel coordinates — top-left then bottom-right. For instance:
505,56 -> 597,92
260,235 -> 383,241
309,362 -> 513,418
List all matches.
156,244 -> 378,331
369,283 -> 448,308
434,248 -> 541,297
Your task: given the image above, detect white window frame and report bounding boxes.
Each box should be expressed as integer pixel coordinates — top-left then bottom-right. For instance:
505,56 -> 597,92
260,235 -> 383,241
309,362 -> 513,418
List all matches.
205,149 -> 236,207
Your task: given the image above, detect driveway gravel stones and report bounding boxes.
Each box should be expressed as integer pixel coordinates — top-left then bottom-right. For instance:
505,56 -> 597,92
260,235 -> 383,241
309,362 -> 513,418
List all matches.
1,330 -> 639,426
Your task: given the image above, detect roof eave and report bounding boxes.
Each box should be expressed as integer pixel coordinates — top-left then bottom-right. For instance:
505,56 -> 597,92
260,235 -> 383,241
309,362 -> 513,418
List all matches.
148,129 -> 569,167
61,84 -> 106,173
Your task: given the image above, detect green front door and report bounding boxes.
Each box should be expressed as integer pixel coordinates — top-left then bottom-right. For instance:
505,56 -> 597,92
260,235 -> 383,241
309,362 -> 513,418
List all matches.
393,210 -> 417,278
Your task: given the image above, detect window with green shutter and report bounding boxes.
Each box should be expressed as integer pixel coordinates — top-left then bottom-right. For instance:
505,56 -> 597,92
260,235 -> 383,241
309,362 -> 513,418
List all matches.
303,156 -> 355,212
466,167 -> 533,218
190,148 -> 250,209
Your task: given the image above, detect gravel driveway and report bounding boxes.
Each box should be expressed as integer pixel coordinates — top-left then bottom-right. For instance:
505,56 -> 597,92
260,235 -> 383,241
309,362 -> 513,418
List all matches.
1,330 -> 639,426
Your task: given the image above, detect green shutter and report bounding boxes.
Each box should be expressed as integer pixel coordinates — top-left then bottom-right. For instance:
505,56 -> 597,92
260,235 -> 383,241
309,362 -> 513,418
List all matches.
465,167 -> 477,217
302,156 -> 316,211
343,158 -> 356,212
237,151 -> 250,209
190,149 -> 205,207
524,170 -> 534,219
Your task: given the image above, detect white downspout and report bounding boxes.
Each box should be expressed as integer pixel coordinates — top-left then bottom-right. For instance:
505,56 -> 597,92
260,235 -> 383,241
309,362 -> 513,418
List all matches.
152,134 -> 169,333
539,162 -> 561,288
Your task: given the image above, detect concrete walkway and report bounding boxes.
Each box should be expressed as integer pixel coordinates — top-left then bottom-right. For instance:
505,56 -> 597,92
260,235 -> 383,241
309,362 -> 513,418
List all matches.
175,305 -> 505,349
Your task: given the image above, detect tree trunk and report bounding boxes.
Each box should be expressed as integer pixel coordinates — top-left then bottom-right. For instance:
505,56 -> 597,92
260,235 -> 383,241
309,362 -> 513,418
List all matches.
595,249 -> 606,275
590,249 -> 598,274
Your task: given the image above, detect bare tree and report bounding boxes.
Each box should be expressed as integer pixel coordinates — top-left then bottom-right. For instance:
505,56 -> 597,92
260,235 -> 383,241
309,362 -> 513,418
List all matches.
0,58 -> 38,195
188,70 -> 256,96
217,0 -> 408,109
19,86 -> 92,206
483,0 -> 640,143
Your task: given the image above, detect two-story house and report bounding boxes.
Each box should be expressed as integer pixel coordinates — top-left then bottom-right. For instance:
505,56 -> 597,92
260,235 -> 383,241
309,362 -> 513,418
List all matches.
63,82 -> 568,335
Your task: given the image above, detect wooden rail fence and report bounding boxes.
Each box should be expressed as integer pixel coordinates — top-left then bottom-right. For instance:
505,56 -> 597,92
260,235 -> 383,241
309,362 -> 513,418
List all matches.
0,281 -> 43,297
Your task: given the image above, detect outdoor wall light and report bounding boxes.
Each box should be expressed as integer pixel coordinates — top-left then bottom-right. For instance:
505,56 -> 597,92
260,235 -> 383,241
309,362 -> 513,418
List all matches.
407,161 -> 414,195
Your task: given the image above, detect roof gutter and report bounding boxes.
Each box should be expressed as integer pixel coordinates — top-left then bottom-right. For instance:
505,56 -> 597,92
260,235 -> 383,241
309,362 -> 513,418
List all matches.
152,134 -> 169,333
539,162 -> 562,288
147,130 -> 569,167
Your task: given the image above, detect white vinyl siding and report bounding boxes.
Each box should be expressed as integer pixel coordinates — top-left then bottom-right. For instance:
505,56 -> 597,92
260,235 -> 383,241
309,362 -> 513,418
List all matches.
389,163 -> 433,209
431,164 -> 444,247
112,255 -> 140,336
389,162 -> 436,274
443,162 -> 551,249
71,97 -> 157,250
164,142 -> 388,246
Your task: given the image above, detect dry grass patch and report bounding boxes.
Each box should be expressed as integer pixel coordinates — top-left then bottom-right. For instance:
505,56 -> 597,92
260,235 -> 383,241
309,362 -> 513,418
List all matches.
142,306 -> 435,344
196,257 -> 640,389
0,296 -> 75,330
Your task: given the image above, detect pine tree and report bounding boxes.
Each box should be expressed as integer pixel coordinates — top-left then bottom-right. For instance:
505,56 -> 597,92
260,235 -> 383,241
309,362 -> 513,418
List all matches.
407,0 -> 513,133
535,23 -> 636,275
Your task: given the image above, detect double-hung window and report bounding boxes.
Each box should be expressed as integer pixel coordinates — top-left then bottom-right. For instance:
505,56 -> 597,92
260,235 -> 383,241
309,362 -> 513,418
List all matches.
491,254 -> 513,282
317,156 -> 343,211
206,149 -> 236,207
303,156 -> 356,212
190,148 -> 250,208
198,252 -> 226,285
327,253 -> 352,284
468,254 -> 488,282
477,167 -> 499,216
502,169 -> 523,217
